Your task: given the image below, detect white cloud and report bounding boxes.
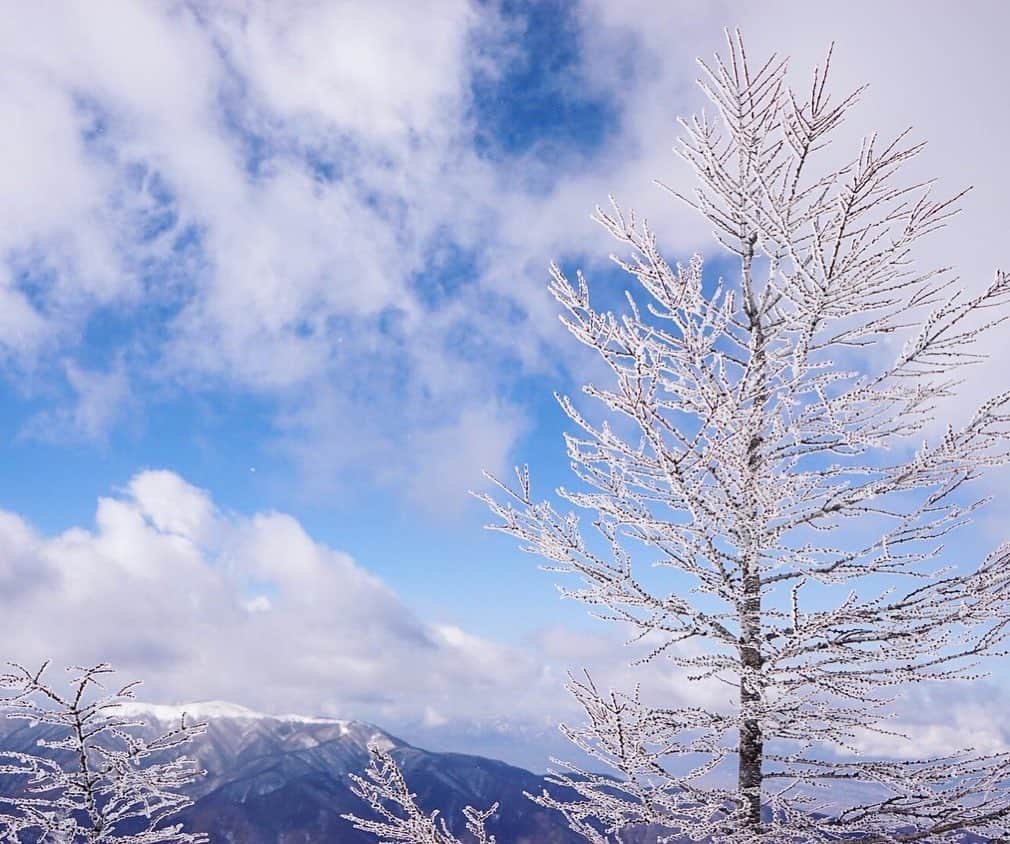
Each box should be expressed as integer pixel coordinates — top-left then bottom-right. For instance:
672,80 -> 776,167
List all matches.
0,1 -> 520,500
0,470 -> 741,738
850,684 -> 1010,758
403,400 -> 526,513
274,368 -> 527,516
22,361 -> 131,444
0,470 -> 571,727
127,469 -> 218,541
1,1 -> 1008,507
203,0 -> 476,144
0,469 -> 1001,772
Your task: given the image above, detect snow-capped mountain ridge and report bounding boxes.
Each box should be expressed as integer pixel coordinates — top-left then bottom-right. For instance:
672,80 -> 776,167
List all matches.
0,701 -> 588,842
113,699 -> 355,728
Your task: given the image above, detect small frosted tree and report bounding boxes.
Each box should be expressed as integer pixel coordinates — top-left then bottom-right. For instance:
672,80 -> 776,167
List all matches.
0,662 -> 207,843
342,741 -> 497,843
476,31 -> 1010,843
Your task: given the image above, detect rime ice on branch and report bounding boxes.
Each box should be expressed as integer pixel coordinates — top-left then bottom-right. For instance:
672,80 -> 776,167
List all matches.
343,741 -> 498,843
480,30 -> 1010,843
0,661 -> 207,843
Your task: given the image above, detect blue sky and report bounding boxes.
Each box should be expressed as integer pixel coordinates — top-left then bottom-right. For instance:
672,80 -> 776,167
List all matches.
1,0 -> 1009,771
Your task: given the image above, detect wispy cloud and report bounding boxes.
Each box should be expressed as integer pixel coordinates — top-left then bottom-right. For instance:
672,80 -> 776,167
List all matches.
21,360 -> 131,444
0,2 -> 529,503
1,1 -> 1007,510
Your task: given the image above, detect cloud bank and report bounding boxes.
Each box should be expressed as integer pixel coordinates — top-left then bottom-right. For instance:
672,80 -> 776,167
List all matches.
2,470 -> 540,722
1,2 -> 1007,509
2,470 -> 1002,770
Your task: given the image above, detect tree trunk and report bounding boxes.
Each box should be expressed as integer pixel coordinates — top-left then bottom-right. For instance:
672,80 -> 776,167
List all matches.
739,239 -> 766,831
739,575 -> 764,830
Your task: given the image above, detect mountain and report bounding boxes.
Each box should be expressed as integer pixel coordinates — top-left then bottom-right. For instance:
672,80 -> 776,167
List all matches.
1,704 -> 993,843
0,701 -> 590,843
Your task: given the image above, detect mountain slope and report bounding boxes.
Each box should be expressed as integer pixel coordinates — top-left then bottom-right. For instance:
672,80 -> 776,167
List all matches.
0,701 -> 588,843
11,703 -> 981,843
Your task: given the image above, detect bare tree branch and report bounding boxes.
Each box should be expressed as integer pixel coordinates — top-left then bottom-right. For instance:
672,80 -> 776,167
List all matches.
0,662 -> 207,843
478,27 -> 1010,843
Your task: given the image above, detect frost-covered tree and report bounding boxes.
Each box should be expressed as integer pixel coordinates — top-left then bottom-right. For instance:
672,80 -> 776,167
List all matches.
476,31 -> 1010,843
343,742 -> 497,843
0,662 -> 207,843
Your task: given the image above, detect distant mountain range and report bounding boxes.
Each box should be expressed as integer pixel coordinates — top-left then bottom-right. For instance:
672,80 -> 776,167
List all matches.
0,700 -> 597,843
0,702 -> 994,843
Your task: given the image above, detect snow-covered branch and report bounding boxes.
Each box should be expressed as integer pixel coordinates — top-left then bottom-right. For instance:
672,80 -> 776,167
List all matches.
343,742 -> 497,843
479,28 -> 1010,842
0,661 -> 207,843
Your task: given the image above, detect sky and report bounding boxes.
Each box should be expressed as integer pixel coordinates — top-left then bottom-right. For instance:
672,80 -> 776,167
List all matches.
1,0 -> 1009,772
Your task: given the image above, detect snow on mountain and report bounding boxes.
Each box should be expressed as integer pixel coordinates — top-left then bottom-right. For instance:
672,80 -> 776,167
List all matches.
0,699 -> 588,842
114,699 -> 359,729
2,703 -> 976,842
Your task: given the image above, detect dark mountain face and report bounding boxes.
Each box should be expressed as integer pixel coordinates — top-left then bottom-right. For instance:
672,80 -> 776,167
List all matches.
0,702 -> 592,843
